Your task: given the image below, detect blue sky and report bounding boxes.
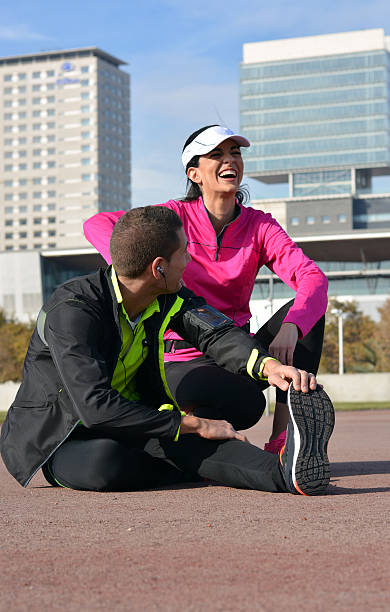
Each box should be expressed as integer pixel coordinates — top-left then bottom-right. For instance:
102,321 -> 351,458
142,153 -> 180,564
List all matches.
1,0 -> 390,205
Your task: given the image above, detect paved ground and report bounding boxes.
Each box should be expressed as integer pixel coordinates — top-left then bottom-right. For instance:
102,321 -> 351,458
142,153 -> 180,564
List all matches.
1,410 -> 389,612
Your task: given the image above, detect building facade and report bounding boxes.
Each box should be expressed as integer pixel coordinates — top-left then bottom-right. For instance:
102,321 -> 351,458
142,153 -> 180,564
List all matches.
240,29 -> 390,323
0,47 -> 130,254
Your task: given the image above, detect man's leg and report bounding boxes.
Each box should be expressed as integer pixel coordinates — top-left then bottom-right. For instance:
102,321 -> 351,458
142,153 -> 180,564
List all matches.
42,428 -> 189,491
165,357 -> 266,430
146,435 -> 287,493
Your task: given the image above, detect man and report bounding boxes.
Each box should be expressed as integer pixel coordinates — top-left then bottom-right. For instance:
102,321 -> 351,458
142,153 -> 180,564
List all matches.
1,207 -> 334,495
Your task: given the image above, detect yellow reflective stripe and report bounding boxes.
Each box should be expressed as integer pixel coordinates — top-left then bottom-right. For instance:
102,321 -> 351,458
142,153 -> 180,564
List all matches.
158,296 -> 184,407
159,403 -> 185,442
246,348 -> 259,380
173,425 -> 181,442
258,357 -> 279,381
110,266 -> 123,303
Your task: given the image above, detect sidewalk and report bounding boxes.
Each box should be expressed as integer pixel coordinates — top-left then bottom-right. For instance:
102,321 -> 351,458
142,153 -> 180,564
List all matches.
1,411 -> 389,611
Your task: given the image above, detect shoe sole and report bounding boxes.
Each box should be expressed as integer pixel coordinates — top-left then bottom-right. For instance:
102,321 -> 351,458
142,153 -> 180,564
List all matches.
284,384 -> 335,495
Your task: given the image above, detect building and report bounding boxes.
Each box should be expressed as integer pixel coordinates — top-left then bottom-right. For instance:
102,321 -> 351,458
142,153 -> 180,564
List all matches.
0,47 -> 130,254
240,29 -> 390,323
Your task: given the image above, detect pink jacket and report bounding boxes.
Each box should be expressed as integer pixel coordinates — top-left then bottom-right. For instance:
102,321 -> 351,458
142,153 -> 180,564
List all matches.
84,198 -> 328,361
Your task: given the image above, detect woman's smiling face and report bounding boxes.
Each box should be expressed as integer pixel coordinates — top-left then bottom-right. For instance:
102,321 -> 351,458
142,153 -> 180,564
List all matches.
187,138 -> 244,198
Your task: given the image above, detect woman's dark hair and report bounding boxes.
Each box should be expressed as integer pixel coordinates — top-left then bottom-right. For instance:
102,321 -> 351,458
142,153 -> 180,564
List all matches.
181,124 -> 249,205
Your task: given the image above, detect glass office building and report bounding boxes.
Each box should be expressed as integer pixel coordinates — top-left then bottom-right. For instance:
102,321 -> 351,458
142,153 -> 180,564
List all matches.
240,29 -> 390,197
240,30 -> 390,322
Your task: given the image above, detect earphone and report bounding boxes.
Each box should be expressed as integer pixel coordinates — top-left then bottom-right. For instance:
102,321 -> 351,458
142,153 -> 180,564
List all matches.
157,265 -> 165,277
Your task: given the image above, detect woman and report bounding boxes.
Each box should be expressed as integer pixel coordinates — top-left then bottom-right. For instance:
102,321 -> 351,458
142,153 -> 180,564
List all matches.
84,125 -> 327,453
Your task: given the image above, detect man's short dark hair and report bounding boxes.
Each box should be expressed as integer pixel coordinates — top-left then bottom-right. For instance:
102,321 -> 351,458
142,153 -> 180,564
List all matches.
110,206 -> 183,278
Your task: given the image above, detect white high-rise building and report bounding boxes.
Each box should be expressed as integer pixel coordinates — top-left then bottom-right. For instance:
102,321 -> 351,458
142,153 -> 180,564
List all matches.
0,47 -> 130,253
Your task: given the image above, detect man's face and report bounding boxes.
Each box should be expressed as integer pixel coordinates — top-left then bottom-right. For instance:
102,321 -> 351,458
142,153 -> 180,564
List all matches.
163,228 -> 191,292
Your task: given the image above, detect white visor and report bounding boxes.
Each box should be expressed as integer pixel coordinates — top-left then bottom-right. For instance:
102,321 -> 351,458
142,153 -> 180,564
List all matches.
182,126 -> 250,168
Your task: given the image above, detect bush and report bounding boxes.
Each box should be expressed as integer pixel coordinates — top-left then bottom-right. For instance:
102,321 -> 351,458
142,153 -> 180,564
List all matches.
0,310 -> 34,382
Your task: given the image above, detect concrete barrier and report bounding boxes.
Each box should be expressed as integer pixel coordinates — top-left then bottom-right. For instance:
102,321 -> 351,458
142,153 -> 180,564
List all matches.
0,373 -> 389,411
0,382 -> 20,409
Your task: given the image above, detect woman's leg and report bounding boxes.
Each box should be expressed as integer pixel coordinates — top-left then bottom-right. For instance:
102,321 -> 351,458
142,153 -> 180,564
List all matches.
42,427 -> 188,491
165,357 -> 266,431
255,299 -> 325,441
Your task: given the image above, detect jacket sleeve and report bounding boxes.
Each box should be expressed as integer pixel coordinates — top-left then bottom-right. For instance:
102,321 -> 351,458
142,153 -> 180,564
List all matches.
260,215 -> 328,338
44,300 -> 181,439
170,290 -> 272,382
83,210 -> 126,264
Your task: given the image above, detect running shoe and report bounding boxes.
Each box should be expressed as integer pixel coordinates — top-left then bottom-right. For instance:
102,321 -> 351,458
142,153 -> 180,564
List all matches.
280,384 -> 335,496
264,430 -> 286,454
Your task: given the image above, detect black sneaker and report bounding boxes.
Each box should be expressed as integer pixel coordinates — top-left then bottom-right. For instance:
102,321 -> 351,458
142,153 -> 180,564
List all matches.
280,384 -> 335,496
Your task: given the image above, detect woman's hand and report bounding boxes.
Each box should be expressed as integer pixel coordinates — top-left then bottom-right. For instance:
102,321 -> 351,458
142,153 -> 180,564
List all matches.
268,322 -> 299,365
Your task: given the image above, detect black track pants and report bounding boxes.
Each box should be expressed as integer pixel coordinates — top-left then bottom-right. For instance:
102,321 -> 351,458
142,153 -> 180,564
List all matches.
165,298 -> 325,424
42,426 -> 287,493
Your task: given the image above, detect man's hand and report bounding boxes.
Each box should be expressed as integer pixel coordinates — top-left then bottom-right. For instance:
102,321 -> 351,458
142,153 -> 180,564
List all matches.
180,415 -> 248,443
268,322 -> 299,365
262,359 -> 317,393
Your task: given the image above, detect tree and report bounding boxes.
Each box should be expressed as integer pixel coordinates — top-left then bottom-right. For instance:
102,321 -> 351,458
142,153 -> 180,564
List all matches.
373,297 -> 390,371
0,311 -> 34,383
320,299 -> 378,373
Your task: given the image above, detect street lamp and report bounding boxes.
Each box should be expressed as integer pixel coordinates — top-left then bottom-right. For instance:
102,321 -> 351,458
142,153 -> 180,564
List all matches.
331,309 -> 345,375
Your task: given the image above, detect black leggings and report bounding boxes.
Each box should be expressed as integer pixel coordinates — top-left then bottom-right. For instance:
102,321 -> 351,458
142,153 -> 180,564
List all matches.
165,299 -> 325,429
42,425 -> 286,493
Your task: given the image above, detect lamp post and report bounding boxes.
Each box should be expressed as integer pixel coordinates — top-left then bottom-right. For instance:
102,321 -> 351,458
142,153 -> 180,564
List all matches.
331,309 -> 345,375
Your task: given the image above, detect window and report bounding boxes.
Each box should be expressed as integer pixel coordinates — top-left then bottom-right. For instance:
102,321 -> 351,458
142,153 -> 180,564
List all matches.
5,180 -> 12,186
33,71 -> 41,78
5,233 -> 13,239
4,87 -> 12,94
81,145 -> 90,152
81,79 -> 89,86
4,165 -> 12,171
33,149 -> 41,156
4,74 -> 12,81
48,190 -> 56,197
4,152 -> 12,158
47,135 -> 55,142
48,203 -> 56,210
82,173 -> 91,181
82,158 -> 90,165
338,214 -> 347,223
47,70 -> 54,77
4,127 -> 12,133
18,111 -> 26,118
33,178 -> 42,185
33,110 -> 41,117
19,218 -> 27,225
19,206 -> 27,213
48,148 -> 55,155
19,99 -> 26,105
33,123 -> 41,130
19,164 -> 27,170
19,232 -> 27,239
19,245 -> 27,250
47,96 -> 55,103
19,137 -> 27,144
33,244 -> 42,249
4,113 -> 12,120
81,105 -> 89,112
47,83 -> 55,90
18,74 -> 26,81
5,219 -> 13,226
47,122 -> 55,129
33,136 -> 41,143
47,161 -> 56,168
19,179 -> 27,185
81,119 -> 90,126
81,92 -> 89,99
19,151 -> 26,157
33,231 -> 42,237
33,192 -> 41,199
322,215 -> 331,224
4,100 -> 12,107
19,193 -> 27,200
4,139 -> 12,146
48,217 -> 56,223
5,206 -> 13,213
18,86 -> 26,93
5,246 -> 13,251
47,109 -> 55,116
32,84 -> 40,91
19,125 -> 26,132
5,194 -> 12,200
33,217 -> 42,224
306,216 -> 315,225
81,131 -> 90,139
48,230 -> 56,236
33,97 -> 41,104
48,176 -> 56,183
33,162 -> 41,169
81,66 -> 89,73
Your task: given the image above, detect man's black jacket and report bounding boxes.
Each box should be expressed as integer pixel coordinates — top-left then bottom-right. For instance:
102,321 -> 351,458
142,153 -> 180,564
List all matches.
0,267 -> 272,487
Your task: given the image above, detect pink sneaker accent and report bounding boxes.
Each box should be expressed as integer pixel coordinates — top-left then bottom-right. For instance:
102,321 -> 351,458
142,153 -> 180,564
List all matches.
264,430 -> 287,454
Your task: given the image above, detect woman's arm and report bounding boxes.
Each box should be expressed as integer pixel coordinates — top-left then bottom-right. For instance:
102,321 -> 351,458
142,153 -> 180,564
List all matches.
83,210 -> 126,263
261,216 -> 328,338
